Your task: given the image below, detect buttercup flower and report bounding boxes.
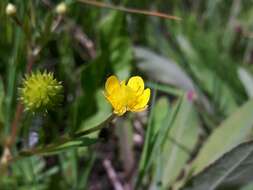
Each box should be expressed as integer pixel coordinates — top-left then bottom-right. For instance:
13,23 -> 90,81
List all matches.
104,75 -> 151,116
19,71 -> 63,113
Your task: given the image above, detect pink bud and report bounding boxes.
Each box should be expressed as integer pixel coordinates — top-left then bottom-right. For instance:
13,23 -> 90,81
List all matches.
187,90 -> 197,102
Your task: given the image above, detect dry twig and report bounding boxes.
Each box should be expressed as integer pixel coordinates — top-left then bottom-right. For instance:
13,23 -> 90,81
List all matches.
103,159 -> 124,190
77,0 -> 181,21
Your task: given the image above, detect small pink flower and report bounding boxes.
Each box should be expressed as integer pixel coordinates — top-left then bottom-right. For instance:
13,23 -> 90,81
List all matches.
187,90 -> 197,102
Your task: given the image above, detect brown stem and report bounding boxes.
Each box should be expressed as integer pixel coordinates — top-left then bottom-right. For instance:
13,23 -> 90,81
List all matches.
77,0 -> 181,21
7,104 -> 23,148
41,0 -> 53,8
12,16 -> 23,28
67,20 -> 97,59
26,49 -> 36,73
0,91 -> 24,168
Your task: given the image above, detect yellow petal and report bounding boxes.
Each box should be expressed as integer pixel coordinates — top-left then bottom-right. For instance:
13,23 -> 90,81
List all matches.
113,106 -> 127,116
105,82 -> 128,116
127,76 -> 144,94
105,94 -> 122,110
130,88 -> 151,112
105,75 -> 120,95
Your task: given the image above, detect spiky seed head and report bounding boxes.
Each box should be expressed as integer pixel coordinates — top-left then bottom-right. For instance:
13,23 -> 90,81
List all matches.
19,71 -> 63,113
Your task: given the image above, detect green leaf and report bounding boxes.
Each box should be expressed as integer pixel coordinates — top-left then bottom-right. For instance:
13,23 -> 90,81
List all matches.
161,95 -> 199,188
110,37 -> 132,79
183,141 -> 253,190
152,97 -> 171,137
78,90 -> 112,134
241,183 -> 253,190
134,47 -> 195,91
238,67 -> 253,98
136,89 -> 158,188
136,93 -> 184,188
176,35 -> 238,115
99,11 -> 132,79
192,99 -> 253,175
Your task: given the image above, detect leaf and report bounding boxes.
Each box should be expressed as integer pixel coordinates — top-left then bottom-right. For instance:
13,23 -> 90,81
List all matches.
176,35 -> 238,114
11,156 -> 58,189
192,99 -> 253,175
136,93 -> 194,188
79,90 -> 111,133
161,95 -> 199,188
110,37 -> 132,79
136,89 -> 159,188
149,94 -> 199,189
152,97 -> 171,137
182,141 -> 253,190
238,67 -> 253,98
134,47 -> 195,91
241,183 -> 253,190
77,153 -> 96,189
134,47 -> 214,115
99,11 -> 132,79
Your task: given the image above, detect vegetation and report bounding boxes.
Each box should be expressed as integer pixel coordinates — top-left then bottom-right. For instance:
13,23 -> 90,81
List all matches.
0,0 -> 253,189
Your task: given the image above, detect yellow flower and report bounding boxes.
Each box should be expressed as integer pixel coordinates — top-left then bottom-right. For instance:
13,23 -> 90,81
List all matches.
104,75 -> 151,116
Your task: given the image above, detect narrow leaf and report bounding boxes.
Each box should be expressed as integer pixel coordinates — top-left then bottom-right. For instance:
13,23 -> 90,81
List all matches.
183,141 -> 253,190
192,99 -> 253,174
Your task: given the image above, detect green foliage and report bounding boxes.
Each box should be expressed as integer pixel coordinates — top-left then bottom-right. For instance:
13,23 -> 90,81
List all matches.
0,0 -> 253,189
192,99 -> 253,175
183,141 -> 253,190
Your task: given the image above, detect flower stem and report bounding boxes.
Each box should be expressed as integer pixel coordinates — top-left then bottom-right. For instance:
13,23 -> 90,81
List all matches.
73,113 -> 115,138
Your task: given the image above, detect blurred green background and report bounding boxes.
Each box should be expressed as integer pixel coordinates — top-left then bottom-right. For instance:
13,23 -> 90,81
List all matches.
0,0 -> 253,189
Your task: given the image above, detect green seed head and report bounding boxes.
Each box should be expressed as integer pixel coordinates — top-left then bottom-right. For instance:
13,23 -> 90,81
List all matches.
19,71 -> 63,113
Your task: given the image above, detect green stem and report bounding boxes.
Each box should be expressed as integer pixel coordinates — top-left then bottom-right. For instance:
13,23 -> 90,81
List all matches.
13,113 -> 116,159
73,113 -> 115,138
